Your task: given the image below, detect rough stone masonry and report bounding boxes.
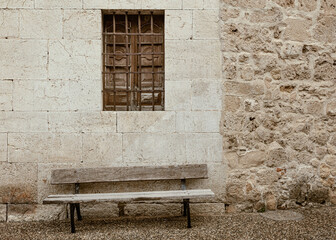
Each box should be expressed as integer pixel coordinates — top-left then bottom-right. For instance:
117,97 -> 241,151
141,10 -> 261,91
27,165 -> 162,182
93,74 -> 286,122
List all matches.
221,0 -> 336,212
0,0 -> 335,221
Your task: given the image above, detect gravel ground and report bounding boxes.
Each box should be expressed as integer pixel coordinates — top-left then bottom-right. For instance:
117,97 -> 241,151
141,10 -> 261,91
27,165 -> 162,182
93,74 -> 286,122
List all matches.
0,206 -> 335,240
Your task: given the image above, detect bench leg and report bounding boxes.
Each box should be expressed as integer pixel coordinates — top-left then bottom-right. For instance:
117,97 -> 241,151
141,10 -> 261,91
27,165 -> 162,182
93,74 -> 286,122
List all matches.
70,204 -> 76,233
183,199 -> 187,216
186,199 -> 191,228
75,203 -> 82,221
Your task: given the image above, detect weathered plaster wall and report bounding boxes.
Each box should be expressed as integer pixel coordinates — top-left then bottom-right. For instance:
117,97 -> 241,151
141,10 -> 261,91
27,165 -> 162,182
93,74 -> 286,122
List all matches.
0,0 -> 223,221
220,0 -> 336,212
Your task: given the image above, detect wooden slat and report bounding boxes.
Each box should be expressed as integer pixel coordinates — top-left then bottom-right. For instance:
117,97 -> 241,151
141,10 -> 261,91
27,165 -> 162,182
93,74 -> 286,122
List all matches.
50,164 -> 208,184
43,189 -> 215,204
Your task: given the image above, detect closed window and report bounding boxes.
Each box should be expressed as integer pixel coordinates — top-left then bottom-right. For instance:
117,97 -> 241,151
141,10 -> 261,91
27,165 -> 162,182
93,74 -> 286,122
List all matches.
103,11 -> 164,111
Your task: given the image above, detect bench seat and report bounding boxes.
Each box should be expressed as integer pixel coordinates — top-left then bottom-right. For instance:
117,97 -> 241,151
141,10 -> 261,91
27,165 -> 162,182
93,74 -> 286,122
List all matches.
44,189 -> 215,204
43,164 -> 214,233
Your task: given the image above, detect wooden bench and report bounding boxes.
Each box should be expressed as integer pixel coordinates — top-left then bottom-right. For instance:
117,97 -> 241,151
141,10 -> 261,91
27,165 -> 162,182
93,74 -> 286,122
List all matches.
43,164 -> 215,233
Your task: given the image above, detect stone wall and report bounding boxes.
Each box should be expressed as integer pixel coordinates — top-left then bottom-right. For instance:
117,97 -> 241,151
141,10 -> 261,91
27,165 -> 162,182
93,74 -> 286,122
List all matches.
0,0 -> 224,221
0,0 -> 335,221
220,0 -> 336,212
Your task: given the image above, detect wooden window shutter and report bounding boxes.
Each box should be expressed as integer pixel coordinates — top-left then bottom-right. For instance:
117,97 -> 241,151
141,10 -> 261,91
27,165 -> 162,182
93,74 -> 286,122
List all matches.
103,11 -> 164,111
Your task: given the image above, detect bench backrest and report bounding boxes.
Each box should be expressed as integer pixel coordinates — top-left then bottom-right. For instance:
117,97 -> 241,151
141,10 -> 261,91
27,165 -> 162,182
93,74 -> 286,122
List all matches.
50,164 -> 208,184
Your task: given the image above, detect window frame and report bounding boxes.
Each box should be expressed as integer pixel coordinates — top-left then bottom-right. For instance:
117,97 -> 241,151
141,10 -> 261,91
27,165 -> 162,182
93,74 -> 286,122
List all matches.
102,10 -> 165,111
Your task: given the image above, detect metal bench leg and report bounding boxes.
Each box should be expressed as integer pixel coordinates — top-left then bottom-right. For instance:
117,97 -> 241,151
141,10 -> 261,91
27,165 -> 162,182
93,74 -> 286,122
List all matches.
186,199 -> 191,228
70,204 -> 76,233
75,203 -> 82,221
183,199 -> 187,216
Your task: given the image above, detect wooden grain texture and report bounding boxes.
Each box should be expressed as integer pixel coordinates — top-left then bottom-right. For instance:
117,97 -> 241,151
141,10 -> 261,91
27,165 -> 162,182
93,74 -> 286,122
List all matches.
103,13 -> 165,111
50,164 -> 208,184
43,189 -> 215,204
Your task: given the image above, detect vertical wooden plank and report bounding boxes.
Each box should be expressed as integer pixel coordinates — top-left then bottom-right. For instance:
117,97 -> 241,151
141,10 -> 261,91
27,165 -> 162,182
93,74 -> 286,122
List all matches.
130,16 -> 137,110
113,13 -> 116,111
161,14 -> 166,111
102,14 -> 107,110
125,13 -> 129,111
138,12 -> 142,111
151,12 -> 155,111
